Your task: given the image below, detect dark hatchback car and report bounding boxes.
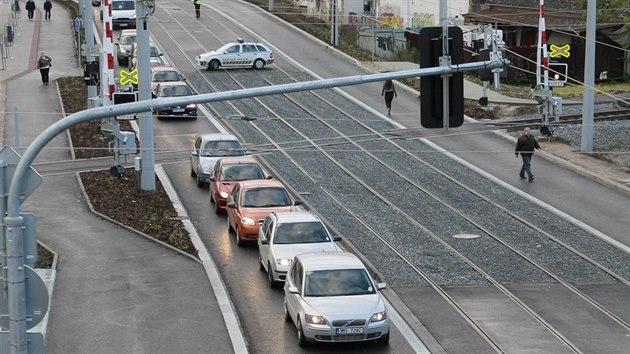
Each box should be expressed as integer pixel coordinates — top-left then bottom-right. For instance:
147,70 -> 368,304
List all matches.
152,82 -> 197,119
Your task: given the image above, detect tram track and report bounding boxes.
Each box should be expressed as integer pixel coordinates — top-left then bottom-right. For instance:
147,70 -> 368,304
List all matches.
225,60 -> 630,350
149,4 -> 630,352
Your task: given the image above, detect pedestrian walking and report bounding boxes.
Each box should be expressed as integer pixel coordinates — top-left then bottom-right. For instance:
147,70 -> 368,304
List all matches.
25,0 -> 36,20
37,51 -> 53,85
515,127 -> 541,182
193,0 -> 201,18
381,79 -> 397,116
44,0 -> 53,20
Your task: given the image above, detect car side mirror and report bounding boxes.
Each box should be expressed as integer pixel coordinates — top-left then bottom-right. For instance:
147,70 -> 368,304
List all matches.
191,151 -> 199,157
288,286 -> 300,294
333,236 -> 342,242
260,239 -> 268,245
266,175 -> 273,180
376,282 -> 387,290
209,176 -> 215,182
293,200 -> 303,206
227,202 -> 236,208
245,150 -> 252,155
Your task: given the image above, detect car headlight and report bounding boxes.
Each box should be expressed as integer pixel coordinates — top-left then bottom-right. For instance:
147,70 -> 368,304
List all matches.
219,191 -> 228,199
370,311 -> 387,322
240,217 -> 256,226
187,103 -> 197,108
304,314 -> 326,325
276,258 -> 292,267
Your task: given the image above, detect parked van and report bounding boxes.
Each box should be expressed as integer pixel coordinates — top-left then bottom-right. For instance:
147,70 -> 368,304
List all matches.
111,0 -> 136,29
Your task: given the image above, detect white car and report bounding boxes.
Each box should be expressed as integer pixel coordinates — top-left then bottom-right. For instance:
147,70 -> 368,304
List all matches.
258,211 -> 343,287
284,252 -> 390,346
195,38 -> 274,71
190,133 -> 250,187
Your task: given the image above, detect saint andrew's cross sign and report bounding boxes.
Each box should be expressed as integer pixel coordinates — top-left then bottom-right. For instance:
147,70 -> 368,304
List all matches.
119,68 -> 139,86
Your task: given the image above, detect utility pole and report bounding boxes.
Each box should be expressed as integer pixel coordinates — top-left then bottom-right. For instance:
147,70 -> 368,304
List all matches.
440,0 -> 450,131
581,0 -> 596,153
136,0 -> 156,190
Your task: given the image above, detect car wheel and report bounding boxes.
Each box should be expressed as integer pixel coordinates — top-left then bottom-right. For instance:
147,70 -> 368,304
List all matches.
209,60 -> 220,71
196,171 -> 204,187
267,262 -> 278,288
253,59 -> 265,70
377,331 -> 390,344
190,165 -> 196,177
297,318 -> 308,347
235,226 -> 243,247
213,197 -> 222,215
283,300 -> 291,322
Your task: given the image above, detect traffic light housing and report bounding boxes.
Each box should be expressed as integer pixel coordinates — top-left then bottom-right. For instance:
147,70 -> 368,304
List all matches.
419,27 -> 464,128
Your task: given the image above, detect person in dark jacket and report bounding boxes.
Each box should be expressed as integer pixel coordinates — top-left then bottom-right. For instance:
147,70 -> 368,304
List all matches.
36,51 -> 52,85
25,0 -> 36,20
515,127 -> 541,181
193,0 -> 201,18
381,79 -> 397,116
44,0 -> 52,20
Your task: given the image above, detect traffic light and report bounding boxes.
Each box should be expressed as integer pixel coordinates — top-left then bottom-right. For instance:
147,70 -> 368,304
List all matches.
419,27 -> 464,128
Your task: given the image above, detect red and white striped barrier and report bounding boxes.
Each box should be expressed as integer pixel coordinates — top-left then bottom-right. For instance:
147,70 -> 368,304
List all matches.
101,0 -> 116,105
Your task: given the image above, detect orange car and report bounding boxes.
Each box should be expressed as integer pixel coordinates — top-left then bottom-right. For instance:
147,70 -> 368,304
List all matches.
209,156 -> 271,214
226,179 -> 302,246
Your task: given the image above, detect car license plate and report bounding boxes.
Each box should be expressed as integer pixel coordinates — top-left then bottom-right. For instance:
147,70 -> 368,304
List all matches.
172,108 -> 185,113
335,327 -> 363,335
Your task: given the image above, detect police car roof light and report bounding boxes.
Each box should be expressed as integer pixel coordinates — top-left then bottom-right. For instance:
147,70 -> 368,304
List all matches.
237,38 -> 245,43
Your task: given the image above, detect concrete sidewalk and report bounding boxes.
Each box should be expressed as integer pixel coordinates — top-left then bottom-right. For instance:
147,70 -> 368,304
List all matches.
1,2 -> 237,353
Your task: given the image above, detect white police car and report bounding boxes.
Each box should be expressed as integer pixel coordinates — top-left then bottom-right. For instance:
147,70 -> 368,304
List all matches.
195,38 -> 274,71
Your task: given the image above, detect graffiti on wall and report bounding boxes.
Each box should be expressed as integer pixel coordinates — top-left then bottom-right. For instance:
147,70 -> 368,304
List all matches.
376,34 -> 395,51
411,12 -> 434,27
379,3 -> 403,28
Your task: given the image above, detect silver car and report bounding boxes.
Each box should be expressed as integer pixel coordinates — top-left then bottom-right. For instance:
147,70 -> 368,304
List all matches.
283,252 -> 390,346
258,211 -> 342,287
115,29 -> 136,66
195,38 -> 274,71
190,133 -> 249,187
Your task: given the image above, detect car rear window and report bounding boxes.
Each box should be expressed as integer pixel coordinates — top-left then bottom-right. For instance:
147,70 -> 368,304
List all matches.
255,45 -> 268,52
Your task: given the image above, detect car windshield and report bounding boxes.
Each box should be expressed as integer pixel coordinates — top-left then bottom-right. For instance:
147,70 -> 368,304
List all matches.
153,71 -> 180,82
113,1 -> 134,10
159,85 -> 191,97
201,140 -> 244,157
120,35 -> 135,45
273,222 -> 330,244
220,164 -> 264,181
217,43 -> 239,54
304,269 -> 375,297
241,187 -> 290,208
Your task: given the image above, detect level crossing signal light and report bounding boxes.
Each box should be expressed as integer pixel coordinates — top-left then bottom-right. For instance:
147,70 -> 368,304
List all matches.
419,27 -> 464,128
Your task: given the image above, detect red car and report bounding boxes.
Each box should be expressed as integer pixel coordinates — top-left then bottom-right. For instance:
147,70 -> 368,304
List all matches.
226,179 -> 302,246
209,156 -> 270,214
